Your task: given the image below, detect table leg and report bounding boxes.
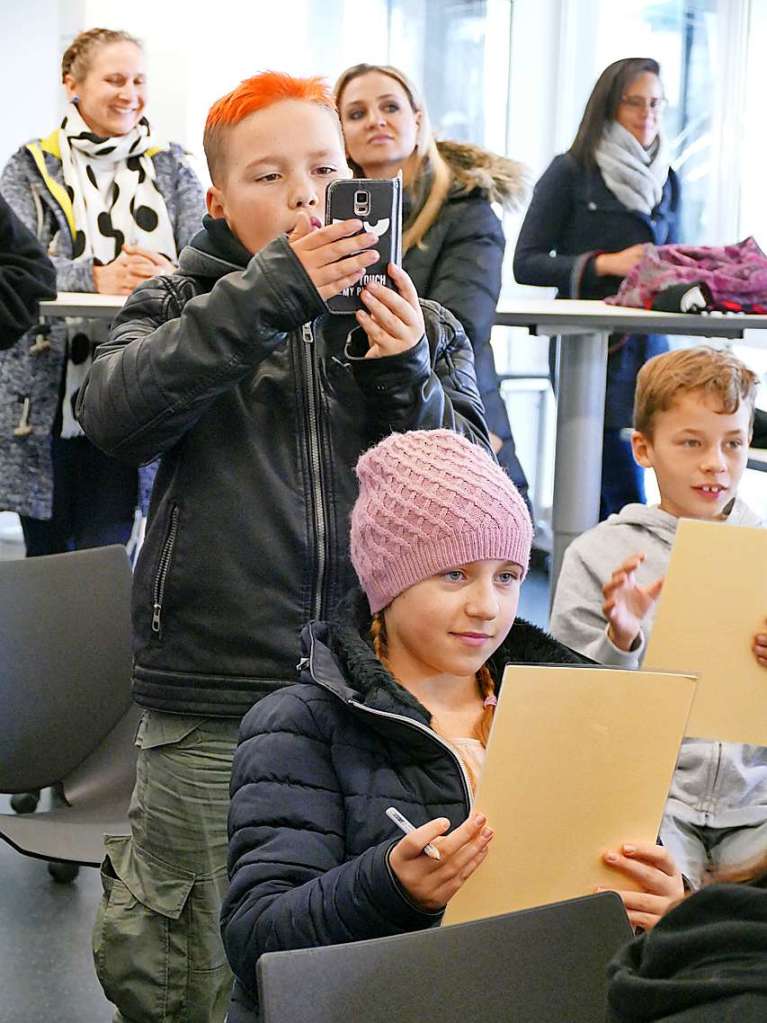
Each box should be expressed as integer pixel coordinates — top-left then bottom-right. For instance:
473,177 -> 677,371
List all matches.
550,331 -> 608,597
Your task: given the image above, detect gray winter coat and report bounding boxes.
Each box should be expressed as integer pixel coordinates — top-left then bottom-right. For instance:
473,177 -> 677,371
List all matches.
550,500 -> 767,830
0,134 -> 205,517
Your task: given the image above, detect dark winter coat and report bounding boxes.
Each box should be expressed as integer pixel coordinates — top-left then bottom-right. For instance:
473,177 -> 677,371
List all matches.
77,217 -> 491,719
404,141 -> 528,487
0,134 -> 204,517
223,588 -> 585,1022
513,152 -> 681,429
607,874 -> 767,1022
0,194 -> 56,349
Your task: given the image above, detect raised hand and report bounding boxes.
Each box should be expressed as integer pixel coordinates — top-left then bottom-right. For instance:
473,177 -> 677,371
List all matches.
389,813 -> 494,912
357,263 -> 425,359
602,553 -> 664,652
290,212 -> 380,301
598,841 -> 684,931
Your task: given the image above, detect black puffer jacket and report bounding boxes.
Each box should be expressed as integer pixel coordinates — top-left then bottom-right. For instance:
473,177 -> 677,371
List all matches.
223,589 -> 584,1023
404,141 -> 529,494
0,194 -> 56,349
77,217 -> 490,718
607,874 -> 767,1022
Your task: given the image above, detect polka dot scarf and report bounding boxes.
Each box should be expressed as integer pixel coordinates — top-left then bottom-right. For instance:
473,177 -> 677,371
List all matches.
58,102 -> 177,438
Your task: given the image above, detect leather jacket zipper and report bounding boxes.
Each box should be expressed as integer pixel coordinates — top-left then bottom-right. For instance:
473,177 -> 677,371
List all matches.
151,505 -> 179,637
301,322 -> 327,620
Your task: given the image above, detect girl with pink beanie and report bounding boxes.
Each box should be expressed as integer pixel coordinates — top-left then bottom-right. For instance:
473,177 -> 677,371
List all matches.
221,430 -> 682,1023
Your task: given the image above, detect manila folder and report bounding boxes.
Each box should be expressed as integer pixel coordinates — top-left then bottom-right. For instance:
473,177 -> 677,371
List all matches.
443,664 -> 695,926
644,518 -> 767,745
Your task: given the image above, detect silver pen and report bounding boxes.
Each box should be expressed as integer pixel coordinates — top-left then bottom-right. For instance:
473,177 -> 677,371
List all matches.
385,806 -> 442,861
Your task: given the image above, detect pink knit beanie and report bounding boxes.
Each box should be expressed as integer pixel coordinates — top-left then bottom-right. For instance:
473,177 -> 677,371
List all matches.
350,430 -> 533,613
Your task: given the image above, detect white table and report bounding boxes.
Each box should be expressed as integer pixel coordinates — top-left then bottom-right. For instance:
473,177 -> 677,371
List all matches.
38,292 -> 126,320
39,294 -> 767,583
494,300 -> 767,585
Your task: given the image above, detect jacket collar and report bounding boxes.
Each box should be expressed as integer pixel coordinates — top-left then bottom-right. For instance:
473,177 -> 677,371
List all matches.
179,214 -> 253,278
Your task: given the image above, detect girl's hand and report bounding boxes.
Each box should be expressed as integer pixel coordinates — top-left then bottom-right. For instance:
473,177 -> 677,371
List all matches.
595,243 -> 646,278
602,553 -> 664,652
357,263 -> 425,359
290,212 -> 380,301
753,618 -> 767,667
389,813 -> 494,912
598,841 -> 683,931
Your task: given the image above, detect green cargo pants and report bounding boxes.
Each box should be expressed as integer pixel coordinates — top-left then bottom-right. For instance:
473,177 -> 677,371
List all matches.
92,710 -> 240,1023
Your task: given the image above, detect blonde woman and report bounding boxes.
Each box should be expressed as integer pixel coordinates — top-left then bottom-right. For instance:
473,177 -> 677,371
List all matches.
0,27 -> 204,557
335,63 -> 530,509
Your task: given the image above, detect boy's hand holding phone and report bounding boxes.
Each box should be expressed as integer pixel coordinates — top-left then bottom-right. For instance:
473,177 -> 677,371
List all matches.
597,841 -> 684,931
602,553 -> 664,652
357,263 -> 425,359
290,213 -> 380,301
389,813 -> 494,912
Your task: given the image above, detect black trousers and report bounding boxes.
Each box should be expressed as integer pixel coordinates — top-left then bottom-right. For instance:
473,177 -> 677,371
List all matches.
20,434 -> 137,556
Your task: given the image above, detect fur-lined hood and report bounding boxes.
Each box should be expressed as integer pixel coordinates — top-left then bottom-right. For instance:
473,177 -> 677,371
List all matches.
437,139 -> 529,211
299,587 -> 585,727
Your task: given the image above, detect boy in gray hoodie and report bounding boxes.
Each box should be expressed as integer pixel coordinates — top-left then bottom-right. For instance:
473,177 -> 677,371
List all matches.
550,346 -> 767,888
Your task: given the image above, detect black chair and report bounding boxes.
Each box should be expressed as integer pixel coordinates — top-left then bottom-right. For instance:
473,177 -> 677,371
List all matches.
257,892 -> 633,1023
0,545 -> 138,880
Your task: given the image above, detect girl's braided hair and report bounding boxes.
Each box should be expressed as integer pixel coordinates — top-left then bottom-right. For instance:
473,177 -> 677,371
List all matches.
61,28 -> 141,84
371,611 -> 497,787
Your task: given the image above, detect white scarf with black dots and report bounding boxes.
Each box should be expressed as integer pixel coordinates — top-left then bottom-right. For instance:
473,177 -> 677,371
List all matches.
58,102 -> 177,438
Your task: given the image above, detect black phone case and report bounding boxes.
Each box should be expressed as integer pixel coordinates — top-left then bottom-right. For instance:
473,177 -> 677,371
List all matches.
324,178 -> 402,314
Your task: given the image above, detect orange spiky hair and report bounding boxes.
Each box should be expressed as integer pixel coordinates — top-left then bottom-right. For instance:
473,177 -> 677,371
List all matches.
204,71 -> 337,182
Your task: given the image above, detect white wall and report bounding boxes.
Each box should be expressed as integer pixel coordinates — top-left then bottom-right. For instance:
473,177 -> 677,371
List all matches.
0,1 -> 65,169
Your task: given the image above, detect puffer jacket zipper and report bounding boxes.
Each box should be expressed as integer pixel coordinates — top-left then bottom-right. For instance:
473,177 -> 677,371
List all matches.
302,646 -> 473,816
346,698 -> 474,816
151,504 -> 179,637
301,322 -> 327,620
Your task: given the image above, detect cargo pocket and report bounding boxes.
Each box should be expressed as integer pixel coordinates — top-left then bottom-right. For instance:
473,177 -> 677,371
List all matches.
93,834 -> 195,1023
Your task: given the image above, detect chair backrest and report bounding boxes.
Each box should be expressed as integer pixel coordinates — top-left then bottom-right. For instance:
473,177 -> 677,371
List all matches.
257,892 -> 633,1023
0,545 -> 133,792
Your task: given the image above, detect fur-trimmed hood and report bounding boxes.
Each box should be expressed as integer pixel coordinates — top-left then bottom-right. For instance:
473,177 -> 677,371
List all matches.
437,139 -> 529,211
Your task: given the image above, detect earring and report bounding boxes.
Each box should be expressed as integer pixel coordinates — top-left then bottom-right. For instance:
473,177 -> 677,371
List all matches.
72,96 -> 79,105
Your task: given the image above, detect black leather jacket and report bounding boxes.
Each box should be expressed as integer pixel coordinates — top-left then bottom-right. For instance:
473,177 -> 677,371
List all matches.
78,217 -> 490,717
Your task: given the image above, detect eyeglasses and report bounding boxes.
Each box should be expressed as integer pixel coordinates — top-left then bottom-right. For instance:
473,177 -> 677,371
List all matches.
620,95 -> 667,113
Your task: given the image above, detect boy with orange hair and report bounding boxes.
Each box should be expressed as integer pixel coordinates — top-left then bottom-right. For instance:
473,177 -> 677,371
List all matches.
550,346 -> 767,890
79,72 -> 488,1023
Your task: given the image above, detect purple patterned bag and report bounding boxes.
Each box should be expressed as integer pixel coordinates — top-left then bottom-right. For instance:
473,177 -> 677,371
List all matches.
606,236 -> 767,310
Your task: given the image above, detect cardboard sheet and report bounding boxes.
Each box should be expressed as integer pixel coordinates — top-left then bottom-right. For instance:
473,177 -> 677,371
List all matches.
644,519 -> 767,745
443,664 -> 695,926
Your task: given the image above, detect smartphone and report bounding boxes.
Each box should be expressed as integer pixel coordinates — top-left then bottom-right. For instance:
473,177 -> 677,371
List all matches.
324,177 -> 402,315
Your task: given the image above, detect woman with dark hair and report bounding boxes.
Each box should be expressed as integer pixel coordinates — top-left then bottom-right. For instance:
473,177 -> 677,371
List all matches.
335,63 -> 532,512
0,27 -> 204,557
514,57 -> 680,519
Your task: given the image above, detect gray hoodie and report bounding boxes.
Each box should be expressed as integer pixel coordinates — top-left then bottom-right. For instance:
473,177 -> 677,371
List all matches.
550,499 -> 767,829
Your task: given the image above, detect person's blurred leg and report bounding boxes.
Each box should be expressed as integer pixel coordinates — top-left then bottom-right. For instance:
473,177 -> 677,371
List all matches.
93,712 -> 237,1023
600,428 -> 645,520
